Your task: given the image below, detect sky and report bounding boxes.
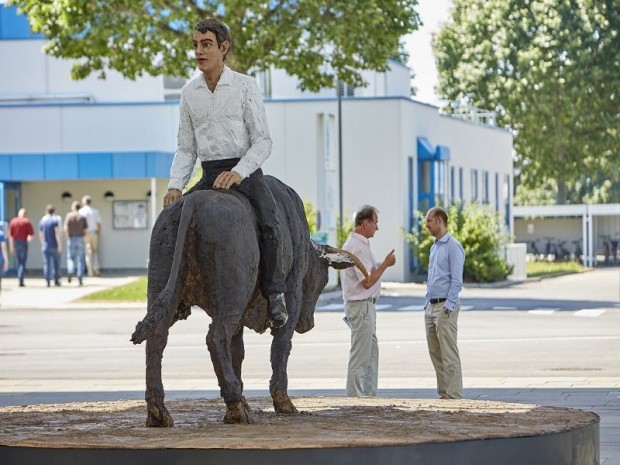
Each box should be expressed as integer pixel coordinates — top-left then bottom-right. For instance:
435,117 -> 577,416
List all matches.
403,0 -> 452,106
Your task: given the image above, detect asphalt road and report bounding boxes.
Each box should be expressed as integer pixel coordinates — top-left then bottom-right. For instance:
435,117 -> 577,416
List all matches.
0,268 -> 618,398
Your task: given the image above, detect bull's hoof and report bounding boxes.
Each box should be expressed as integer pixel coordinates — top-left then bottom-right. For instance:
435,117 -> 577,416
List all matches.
223,399 -> 254,424
146,404 -> 174,427
274,399 -> 298,414
272,390 -> 298,414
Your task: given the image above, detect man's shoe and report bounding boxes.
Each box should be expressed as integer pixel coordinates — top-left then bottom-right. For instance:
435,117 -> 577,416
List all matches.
268,294 -> 288,329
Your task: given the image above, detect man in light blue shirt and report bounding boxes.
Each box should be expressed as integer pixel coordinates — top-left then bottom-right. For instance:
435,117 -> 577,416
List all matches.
424,206 -> 465,399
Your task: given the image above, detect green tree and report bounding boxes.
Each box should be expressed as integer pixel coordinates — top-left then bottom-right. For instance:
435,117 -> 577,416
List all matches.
303,200 -> 317,234
10,0 -> 421,92
434,0 -> 620,204
404,203 -> 512,283
336,213 -> 354,248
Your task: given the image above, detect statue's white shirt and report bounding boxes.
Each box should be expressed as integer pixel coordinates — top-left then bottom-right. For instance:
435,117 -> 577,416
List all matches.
168,66 -> 272,191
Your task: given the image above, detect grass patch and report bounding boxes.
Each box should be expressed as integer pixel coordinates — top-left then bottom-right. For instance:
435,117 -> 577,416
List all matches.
79,276 -> 148,302
526,261 -> 585,278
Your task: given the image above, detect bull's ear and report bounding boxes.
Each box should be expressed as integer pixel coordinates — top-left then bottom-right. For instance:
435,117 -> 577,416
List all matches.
310,241 -> 368,276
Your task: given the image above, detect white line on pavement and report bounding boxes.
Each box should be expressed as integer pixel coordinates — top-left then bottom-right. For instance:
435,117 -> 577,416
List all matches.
528,309 -> 558,315
574,309 -> 606,317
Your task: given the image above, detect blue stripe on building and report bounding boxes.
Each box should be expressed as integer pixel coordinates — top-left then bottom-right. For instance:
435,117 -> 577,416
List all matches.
0,152 -> 174,181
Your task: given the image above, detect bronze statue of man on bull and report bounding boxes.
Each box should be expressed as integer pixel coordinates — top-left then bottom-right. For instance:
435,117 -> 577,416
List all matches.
131,18 -> 367,426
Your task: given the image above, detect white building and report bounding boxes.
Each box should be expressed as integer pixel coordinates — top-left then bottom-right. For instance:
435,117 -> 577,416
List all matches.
0,5 -> 513,281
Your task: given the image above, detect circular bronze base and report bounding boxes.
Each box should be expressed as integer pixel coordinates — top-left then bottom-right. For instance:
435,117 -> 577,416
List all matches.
0,397 -> 599,465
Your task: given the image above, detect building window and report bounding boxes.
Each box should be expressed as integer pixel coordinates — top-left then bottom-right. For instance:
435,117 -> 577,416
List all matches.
471,169 -> 479,201
482,171 -> 489,203
450,166 -> 456,203
434,160 -> 448,205
337,82 -> 355,97
495,172 -> 500,211
163,76 -> 186,89
504,174 -> 511,231
459,167 -> 464,200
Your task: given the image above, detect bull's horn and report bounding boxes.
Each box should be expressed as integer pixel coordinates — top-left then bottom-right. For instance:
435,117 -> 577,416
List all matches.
325,245 -> 369,279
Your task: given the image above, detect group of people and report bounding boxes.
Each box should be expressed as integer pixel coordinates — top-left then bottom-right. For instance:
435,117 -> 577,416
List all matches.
341,205 -> 465,400
0,196 -> 102,292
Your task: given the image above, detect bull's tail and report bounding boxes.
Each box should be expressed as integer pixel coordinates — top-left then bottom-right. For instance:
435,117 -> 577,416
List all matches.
131,194 -> 198,344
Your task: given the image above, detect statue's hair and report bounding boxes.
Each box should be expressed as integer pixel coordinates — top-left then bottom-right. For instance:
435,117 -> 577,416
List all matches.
195,18 -> 232,60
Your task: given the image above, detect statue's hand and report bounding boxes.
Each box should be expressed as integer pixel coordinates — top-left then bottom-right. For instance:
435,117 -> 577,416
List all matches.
163,188 -> 182,207
214,171 -> 242,190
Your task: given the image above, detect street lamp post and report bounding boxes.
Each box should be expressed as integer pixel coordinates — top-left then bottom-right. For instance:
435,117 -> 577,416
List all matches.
337,80 -> 343,243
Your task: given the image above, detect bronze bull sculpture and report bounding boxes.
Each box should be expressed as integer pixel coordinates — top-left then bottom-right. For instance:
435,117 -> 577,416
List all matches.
131,177 -> 366,425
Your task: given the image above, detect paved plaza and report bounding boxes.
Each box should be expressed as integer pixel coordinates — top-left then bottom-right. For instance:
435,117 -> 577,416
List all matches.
0,268 -> 619,463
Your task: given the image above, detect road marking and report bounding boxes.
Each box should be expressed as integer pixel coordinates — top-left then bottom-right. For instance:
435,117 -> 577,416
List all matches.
398,305 -> 425,311
574,309 -> 606,318
316,304 -> 393,311
493,306 -> 517,310
529,309 -> 557,315
316,304 -> 343,311
460,305 -> 474,311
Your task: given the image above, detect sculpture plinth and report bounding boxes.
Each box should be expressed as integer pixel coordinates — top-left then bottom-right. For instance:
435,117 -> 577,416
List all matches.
0,397 -> 599,465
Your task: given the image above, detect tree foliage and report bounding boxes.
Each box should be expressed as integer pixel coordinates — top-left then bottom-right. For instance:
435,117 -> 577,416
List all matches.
10,0 -> 421,92
303,200 -> 317,234
336,213 -> 354,249
434,0 -> 620,204
404,203 -> 512,283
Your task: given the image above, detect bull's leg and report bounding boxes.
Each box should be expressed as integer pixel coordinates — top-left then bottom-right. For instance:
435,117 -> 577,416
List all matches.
230,327 -> 252,414
231,327 -> 245,391
145,324 -> 174,427
206,320 -> 253,424
269,286 -> 302,414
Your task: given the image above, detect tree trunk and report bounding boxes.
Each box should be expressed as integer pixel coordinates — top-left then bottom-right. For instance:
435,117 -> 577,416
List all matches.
556,180 -> 568,205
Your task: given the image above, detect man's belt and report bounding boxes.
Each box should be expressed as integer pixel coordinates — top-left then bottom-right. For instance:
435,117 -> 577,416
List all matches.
429,298 -> 447,304
349,298 -> 376,304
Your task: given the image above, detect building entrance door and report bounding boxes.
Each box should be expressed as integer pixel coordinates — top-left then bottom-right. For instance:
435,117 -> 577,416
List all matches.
0,182 -> 22,273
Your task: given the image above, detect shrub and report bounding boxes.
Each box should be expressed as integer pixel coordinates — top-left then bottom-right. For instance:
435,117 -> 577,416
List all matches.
404,202 -> 512,283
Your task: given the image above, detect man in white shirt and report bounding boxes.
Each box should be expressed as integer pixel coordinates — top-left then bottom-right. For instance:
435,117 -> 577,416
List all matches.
79,195 -> 102,277
162,18 -> 287,328
342,206 -> 396,397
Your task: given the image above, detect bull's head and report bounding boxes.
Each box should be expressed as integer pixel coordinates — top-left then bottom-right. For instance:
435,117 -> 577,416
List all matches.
297,241 -> 368,333
318,244 -> 369,277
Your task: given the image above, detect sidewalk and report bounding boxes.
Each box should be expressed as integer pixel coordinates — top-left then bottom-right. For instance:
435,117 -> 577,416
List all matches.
0,274 -> 144,310
0,275 -> 345,310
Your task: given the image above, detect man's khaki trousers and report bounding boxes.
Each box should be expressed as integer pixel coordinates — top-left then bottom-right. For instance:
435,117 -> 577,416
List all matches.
345,300 -> 378,397
425,301 -> 463,399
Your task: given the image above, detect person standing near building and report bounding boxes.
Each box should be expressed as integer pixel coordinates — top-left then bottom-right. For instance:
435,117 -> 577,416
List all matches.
162,18 -> 288,328
0,227 -> 9,303
79,195 -> 102,277
8,208 -> 34,287
341,205 -> 396,397
424,206 -> 465,399
64,201 -> 88,286
38,204 -> 62,287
